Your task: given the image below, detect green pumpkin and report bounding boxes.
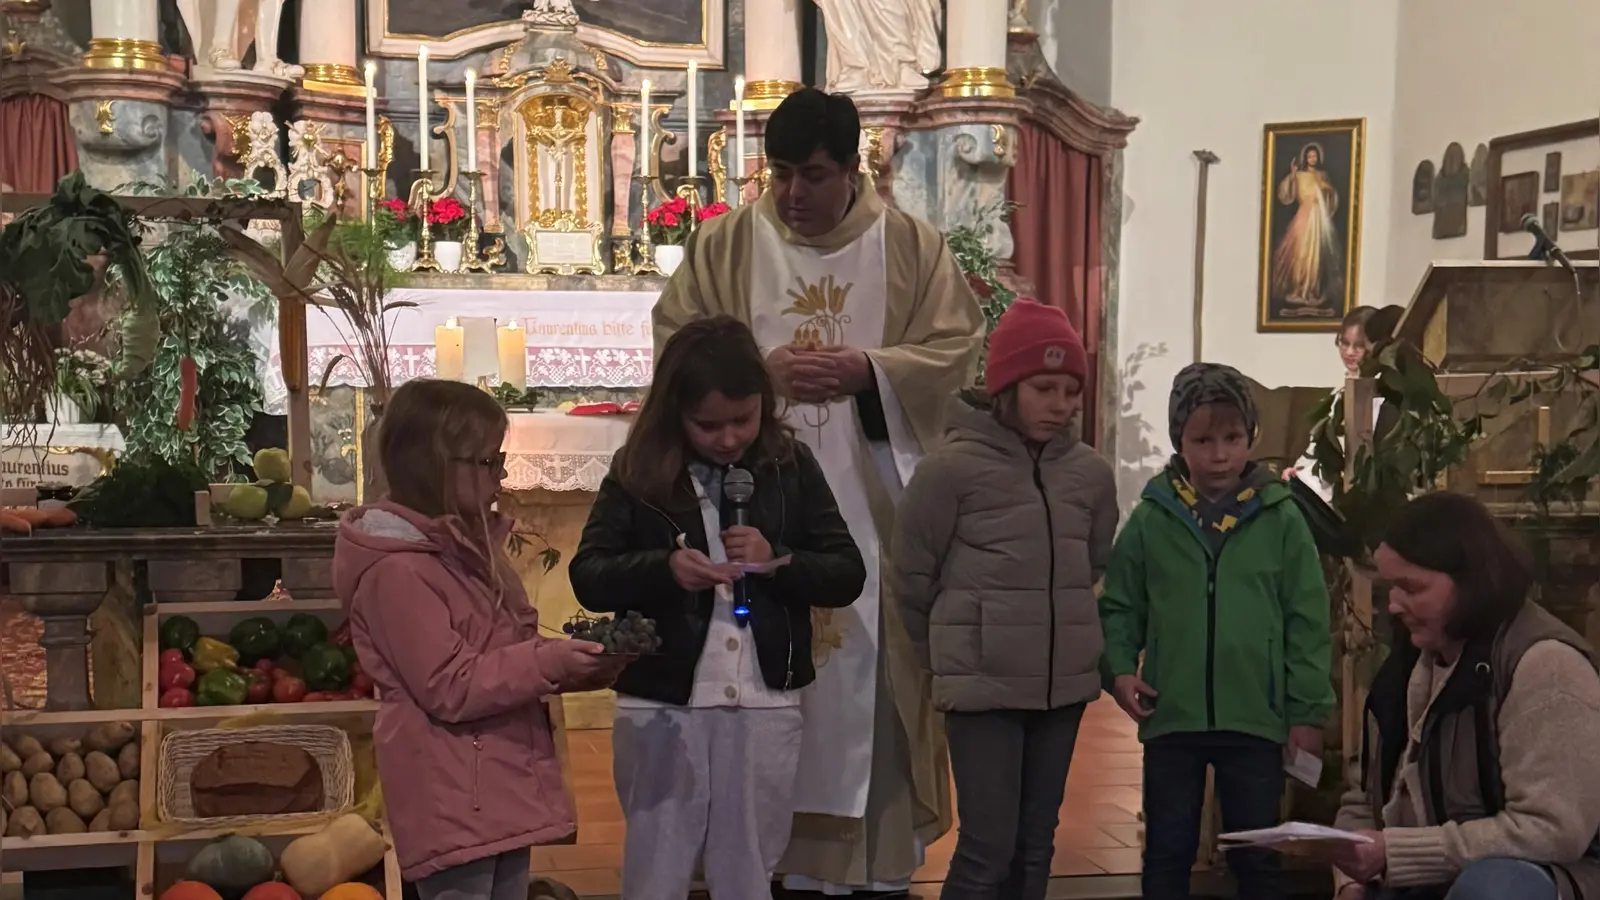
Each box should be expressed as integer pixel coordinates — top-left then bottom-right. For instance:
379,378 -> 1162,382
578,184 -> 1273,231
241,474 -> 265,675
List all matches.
187,834 -> 275,894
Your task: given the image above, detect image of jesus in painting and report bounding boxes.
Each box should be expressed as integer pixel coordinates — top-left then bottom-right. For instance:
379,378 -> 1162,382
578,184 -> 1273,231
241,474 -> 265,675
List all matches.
1270,142 -> 1343,312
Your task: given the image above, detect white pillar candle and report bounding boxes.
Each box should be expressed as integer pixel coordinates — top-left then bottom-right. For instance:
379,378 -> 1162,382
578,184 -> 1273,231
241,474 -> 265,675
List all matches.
497,320 -> 527,391
733,76 -> 746,205
417,44 -> 430,172
434,317 -> 464,381
639,79 -> 652,178
364,61 -> 377,168
464,69 -> 478,173
687,61 -> 699,177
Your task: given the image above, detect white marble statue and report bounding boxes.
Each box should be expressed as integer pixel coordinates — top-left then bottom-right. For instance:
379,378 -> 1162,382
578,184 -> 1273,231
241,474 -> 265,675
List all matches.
176,0 -> 304,79
812,0 -> 941,95
521,0 -> 595,29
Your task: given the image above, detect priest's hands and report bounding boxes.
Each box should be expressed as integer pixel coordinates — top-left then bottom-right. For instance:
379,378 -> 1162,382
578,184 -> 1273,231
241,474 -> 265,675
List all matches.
768,345 -> 871,403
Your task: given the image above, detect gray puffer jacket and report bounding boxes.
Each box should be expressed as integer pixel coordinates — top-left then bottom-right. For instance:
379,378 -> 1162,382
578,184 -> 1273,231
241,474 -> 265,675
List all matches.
892,397 -> 1119,712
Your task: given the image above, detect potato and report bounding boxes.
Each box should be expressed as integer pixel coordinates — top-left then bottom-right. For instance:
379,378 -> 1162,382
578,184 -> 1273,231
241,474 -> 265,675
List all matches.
88,808 -> 111,832
10,734 -> 43,760
55,751 -> 85,784
28,772 -> 66,812
46,737 -> 81,758
0,743 -> 20,773
106,798 -> 140,831
5,805 -> 43,838
68,778 -> 104,820
83,722 -> 135,754
117,741 -> 139,780
108,779 -> 139,808
3,770 -> 29,809
84,751 -> 120,794
44,806 -> 86,834
20,751 -> 53,778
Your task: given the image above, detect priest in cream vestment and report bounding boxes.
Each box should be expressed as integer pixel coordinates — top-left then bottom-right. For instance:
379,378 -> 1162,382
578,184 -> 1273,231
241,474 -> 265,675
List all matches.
652,88 -> 984,893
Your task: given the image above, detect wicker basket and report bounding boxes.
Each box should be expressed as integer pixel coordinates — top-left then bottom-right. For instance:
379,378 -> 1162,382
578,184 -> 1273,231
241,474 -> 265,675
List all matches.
158,724 -> 355,827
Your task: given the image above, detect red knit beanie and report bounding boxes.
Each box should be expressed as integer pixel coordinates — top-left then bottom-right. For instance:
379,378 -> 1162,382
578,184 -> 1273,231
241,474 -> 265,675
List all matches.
984,299 -> 1087,396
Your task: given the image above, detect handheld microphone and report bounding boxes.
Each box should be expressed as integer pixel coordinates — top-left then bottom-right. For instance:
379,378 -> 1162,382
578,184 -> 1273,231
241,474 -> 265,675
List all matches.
724,467 -> 755,625
1522,212 -> 1574,270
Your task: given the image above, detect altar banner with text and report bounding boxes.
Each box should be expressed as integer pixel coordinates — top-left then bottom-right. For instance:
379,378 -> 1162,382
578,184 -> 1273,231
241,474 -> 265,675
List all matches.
298,288 -> 658,388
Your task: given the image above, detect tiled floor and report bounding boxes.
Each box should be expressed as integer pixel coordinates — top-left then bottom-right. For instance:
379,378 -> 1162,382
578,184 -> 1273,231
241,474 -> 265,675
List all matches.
541,696 -> 1145,896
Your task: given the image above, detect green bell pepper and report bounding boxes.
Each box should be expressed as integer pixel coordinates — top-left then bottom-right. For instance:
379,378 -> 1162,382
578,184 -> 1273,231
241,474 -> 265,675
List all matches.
159,615 -> 201,658
302,642 -> 352,692
280,613 -> 329,658
227,616 -> 280,665
195,668 -> 251,706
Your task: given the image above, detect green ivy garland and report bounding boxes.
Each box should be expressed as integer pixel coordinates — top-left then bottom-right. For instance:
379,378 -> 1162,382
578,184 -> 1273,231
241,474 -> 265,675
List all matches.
945,200 -> 1018,387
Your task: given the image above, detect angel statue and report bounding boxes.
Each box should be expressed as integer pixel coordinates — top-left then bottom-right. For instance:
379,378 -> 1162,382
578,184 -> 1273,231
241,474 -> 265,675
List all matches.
522,0 -> 596,29
176,0 -> 305,79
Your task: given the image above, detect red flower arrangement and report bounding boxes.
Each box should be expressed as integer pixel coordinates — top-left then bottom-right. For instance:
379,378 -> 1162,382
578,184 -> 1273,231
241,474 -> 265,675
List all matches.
696,202 -> 731,222
646,196 -> 691,245
427,196 -> 469,241
376,197 -> 419,245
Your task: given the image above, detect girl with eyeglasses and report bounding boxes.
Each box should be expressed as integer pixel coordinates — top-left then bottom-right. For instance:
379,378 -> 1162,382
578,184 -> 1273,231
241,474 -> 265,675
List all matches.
569,315 -> 866,900
333,378 -> 626,900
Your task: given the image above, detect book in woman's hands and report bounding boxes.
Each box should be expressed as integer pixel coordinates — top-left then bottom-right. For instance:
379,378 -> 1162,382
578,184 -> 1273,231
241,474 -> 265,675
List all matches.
1219,822 -> 1372,851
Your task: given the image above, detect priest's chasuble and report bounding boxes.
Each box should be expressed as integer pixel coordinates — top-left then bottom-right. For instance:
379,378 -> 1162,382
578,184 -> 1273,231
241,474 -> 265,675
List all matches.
653,188 -> 984,885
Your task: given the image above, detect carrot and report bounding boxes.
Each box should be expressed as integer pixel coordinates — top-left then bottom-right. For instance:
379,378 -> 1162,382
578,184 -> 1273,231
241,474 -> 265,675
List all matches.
0,511 -> 32,535
6,508 -> 51,527
177,356 -> 197,431
43,507 -> 76,528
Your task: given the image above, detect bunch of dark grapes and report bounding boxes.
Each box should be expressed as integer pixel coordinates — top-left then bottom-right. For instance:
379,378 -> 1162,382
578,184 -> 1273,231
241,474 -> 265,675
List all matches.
561,611 -> 660,655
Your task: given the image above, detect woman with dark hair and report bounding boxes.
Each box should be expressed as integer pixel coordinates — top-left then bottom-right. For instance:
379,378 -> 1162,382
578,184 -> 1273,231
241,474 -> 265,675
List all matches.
1329,492 -> 1600,900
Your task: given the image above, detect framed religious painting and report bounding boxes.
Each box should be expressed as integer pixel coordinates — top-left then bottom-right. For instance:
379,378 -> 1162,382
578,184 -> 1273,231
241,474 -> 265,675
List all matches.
366,0 -> 725,69
1256,118 -> 1366,333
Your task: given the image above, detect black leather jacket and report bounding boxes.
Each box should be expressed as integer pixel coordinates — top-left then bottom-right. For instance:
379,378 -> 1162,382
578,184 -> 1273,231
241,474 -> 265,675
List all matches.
568,441 -> 866,705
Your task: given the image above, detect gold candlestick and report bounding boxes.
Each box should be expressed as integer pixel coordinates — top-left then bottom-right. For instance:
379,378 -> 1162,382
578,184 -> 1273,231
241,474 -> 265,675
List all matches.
729,172 -> 764,205
632,173 -> 661,275
457,170 -> 503,273
672,174 -> 707,221
611,237 -> 636,275
361,166 -> 383,225
409,170 -> 442,273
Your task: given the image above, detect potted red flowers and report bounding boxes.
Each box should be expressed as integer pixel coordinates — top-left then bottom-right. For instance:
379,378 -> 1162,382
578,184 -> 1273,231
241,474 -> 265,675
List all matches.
427,195 -> 470,271
378,198 -> 419,269
646,196 -> 692,273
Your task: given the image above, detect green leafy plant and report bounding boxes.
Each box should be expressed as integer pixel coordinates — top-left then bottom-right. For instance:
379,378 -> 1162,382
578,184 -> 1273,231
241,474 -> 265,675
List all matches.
69,454 -> 210,528
945,200 -> 1019,386
53,348 -> 112,420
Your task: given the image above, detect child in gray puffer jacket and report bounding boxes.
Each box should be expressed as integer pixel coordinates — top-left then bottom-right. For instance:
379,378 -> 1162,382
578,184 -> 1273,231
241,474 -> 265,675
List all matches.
892,298 -> 1119,900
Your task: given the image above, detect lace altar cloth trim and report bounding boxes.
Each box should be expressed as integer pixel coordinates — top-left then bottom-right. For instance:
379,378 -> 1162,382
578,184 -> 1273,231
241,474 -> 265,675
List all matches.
305,346 -> 653,388
503,452 -> 613,492
501,410 -> 630,492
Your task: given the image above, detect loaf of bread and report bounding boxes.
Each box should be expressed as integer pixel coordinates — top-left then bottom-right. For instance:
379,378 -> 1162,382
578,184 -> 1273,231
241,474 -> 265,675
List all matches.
189,742 -> 324,818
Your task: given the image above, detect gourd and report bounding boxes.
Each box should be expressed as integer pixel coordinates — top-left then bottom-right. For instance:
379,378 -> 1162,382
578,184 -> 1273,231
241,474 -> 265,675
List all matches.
279,814 -> 388,896
158,883 -> 224,900
187,834 -> 275,893
319,885 -> 383,900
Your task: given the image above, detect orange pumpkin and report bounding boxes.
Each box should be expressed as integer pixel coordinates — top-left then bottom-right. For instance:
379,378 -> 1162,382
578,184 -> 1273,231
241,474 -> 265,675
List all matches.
159,883 -> 223,900
241,884 -> 302,900
318,885 -> 382,900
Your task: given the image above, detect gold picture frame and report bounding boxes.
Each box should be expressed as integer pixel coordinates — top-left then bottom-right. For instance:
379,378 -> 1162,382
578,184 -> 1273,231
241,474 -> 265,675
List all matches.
1256,118 -> 1366,333
524,212 -> 606,276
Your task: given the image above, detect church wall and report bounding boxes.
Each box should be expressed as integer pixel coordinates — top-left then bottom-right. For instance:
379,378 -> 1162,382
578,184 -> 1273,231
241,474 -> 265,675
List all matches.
1383,0 -> 1600,303
1107,0 -> 1400,502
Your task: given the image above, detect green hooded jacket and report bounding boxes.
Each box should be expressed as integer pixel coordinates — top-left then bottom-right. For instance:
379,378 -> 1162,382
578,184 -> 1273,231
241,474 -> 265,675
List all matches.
1098,468 -> 1335,744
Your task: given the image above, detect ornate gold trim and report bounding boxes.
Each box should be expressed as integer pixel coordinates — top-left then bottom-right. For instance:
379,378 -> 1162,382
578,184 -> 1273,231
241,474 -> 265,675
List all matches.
734,79 -> 802,111
612,104 -> 635,135
302,62 -> 362,86
82,38 -> 168,71
94,100 -> 114,134
524,212 -> 605,276
938,66 -> 1015,99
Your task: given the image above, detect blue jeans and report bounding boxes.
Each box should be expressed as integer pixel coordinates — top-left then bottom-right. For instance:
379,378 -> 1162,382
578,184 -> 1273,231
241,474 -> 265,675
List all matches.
1377,857 -> 1557,900
1141,731 -> 1285,900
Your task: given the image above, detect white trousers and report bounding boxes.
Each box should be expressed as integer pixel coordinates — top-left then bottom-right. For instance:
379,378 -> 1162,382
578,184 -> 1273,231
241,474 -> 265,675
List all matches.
613,705 -> 804,900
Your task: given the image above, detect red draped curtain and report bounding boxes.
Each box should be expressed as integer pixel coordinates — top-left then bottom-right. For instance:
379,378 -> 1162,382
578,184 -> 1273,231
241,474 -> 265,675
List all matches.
0,94 -> 78,193
1006,123 -> 1104,442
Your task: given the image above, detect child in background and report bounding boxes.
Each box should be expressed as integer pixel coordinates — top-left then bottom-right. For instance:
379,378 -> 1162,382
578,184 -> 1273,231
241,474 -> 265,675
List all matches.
1099,363 -> 1335,900
333,379 -> 625,900
894,299 -> 1119,900
568,316 -> 866,900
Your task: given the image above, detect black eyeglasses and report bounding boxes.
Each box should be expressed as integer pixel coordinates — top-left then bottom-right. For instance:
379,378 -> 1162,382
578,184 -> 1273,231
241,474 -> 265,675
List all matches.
453,452 -> 507,469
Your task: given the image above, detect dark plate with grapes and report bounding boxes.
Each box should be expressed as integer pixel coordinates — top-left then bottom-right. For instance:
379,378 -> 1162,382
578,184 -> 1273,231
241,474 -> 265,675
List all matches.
562,611 -> 663,658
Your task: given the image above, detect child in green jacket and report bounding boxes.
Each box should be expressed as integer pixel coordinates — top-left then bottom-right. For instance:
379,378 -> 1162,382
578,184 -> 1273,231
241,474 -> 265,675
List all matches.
1099,362 -> 1334,900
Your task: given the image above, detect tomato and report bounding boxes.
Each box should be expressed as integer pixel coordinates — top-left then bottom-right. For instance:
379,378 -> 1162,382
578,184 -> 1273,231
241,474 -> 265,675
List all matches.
159,687 -> 196,708
272,675 -> 307,703
302,692 -> 331,702
159,648 -> 187,667
245,672 -> 272,704
253,658 -> 277,675
351,672 -> 376,698
158,659 -> 196,690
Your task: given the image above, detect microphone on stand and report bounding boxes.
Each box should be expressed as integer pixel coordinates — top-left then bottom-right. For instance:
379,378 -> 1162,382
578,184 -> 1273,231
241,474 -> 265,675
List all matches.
1523,212 -> 1575,271
724,467 -> 755,625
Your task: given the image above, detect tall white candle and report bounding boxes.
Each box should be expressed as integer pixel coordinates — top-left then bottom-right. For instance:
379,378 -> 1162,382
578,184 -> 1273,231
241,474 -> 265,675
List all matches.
687,61 -> 698,177
497,320 -> 527,390
464,69 -> 478,173
364,61 -> 377,169
733,76 -> 746,205
434,317 -> 463,381
639,79 -> 652,178
417,44 -> 430,172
